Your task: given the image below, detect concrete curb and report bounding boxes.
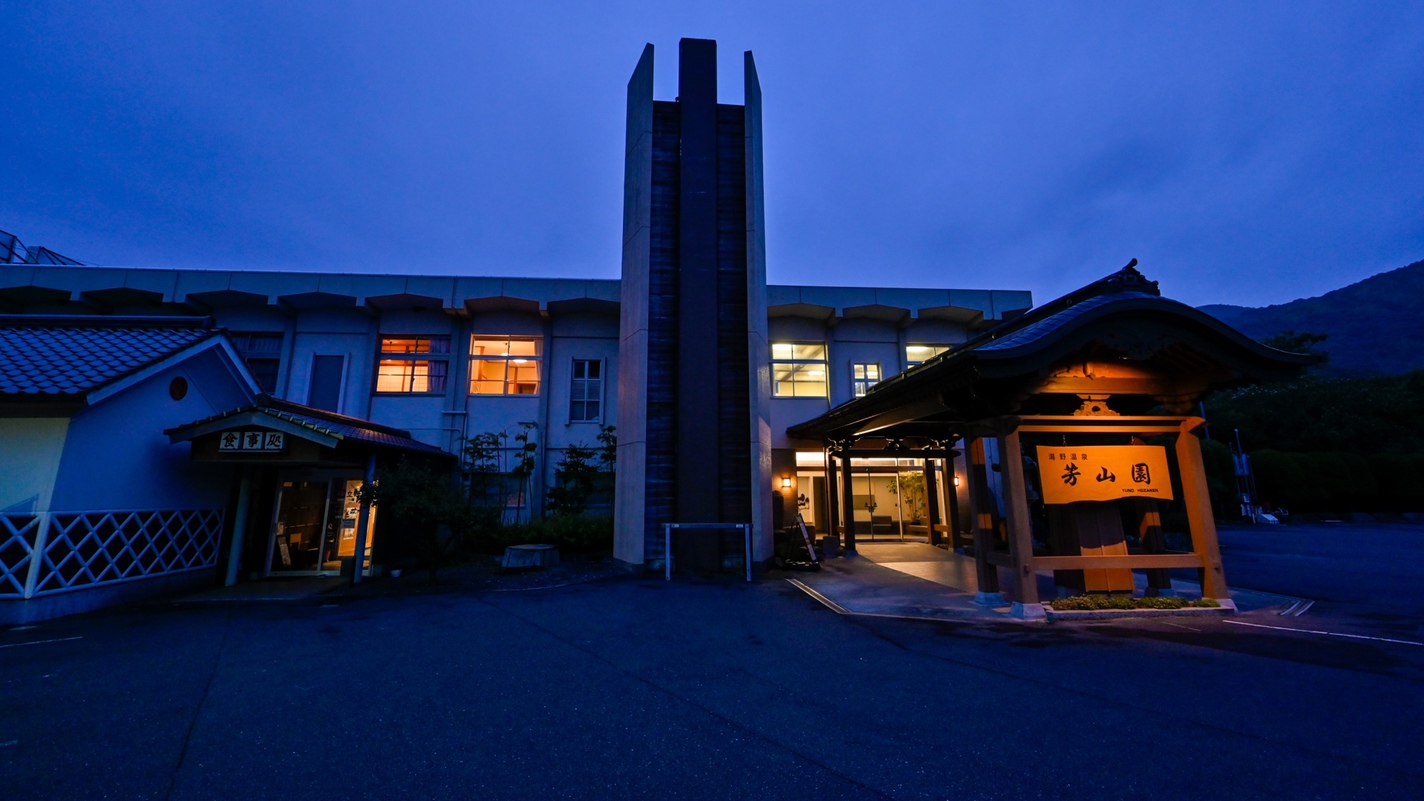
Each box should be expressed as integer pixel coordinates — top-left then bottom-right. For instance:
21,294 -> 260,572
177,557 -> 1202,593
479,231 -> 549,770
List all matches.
1045,604 -> 1235,622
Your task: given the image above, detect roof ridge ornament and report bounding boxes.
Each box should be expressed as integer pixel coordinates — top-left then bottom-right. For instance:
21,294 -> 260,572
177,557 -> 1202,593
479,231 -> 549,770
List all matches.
1091,258 -> 1160,297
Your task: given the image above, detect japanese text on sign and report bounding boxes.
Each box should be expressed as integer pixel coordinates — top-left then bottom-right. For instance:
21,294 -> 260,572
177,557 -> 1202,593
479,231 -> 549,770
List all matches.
217,429 -> 286,452
1034,445 -> 1174,504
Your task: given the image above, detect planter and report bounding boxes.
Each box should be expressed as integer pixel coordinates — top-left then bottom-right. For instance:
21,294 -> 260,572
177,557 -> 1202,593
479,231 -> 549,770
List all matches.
1045,603 -> 1235,622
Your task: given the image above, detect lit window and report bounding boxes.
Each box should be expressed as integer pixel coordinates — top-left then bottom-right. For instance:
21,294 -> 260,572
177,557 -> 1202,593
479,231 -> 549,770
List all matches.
570,359 -> 602,422
771,342 -> 828,398
230,332 -> 284,393
852,363 -> 881,397
905,344 -> 950,368
376,336 -> 450,393
470,336 -> 542,395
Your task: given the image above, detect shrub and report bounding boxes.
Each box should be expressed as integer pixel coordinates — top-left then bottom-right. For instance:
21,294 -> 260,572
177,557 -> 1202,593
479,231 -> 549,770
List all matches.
470,514 -> 614,554
1047,595 -> 1220,610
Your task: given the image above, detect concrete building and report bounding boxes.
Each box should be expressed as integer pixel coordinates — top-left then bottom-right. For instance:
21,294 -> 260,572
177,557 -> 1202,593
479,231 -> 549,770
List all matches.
0,39 -> 1034,620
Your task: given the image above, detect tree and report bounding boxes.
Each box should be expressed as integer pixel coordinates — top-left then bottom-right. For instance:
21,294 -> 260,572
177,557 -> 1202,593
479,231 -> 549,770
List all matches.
545,425 -> 616,517
1262,329 -> 1329,364
358,457 -> 473,583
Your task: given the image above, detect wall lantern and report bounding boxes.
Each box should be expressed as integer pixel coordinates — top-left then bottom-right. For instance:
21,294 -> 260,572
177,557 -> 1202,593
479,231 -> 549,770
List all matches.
953,475 -> 962,487
781,477 -> 793,489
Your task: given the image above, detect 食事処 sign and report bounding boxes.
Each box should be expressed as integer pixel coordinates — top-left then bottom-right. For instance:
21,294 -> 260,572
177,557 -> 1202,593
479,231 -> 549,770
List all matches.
217,429 -> 286,452
1034,445 -> 1174,504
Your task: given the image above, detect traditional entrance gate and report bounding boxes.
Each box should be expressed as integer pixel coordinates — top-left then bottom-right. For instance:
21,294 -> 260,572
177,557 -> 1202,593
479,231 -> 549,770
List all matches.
787,263 -> 1314,617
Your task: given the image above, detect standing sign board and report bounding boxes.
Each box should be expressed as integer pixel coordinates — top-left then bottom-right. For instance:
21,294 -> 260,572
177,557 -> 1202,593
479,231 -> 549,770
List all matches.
1035,445 -> 1174,505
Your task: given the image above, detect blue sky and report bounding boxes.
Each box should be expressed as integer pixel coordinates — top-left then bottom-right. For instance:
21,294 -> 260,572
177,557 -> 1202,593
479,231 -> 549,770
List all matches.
4,1 -> 1422,307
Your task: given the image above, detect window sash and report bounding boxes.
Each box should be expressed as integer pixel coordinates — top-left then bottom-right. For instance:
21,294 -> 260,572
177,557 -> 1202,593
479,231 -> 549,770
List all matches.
381,335 -> 450,355
852,363 -> 881,397
771,342 -> 828,398
570,359 -> 602,422
376,359 -> 448,393
905,344 -> 950,367
469,336 -> 543,395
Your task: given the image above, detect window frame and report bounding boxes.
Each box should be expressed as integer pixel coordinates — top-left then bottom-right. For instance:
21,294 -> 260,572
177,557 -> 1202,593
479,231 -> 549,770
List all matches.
373,335 -> 451,395
771,341 -> 829,399
568,358 -> 604,423
468,335 -> 544,396
905,344 -> 951,369
229,331 -> 284,394
851,362 -> 881,397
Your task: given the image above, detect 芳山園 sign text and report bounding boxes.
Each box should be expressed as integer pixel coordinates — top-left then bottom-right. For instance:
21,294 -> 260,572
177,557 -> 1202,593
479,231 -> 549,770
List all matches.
1034,445 -> 1174,504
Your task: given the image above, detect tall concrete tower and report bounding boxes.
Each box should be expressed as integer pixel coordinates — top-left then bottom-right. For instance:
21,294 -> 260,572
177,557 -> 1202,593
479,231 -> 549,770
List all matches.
614,39 -> 773,568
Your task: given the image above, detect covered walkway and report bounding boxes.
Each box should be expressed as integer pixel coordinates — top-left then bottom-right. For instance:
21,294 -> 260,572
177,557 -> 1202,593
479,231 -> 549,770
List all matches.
788,541 -> 1297,622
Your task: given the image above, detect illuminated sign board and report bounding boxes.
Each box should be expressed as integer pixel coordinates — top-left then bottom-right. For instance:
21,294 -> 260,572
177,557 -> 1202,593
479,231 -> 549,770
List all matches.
1035,445 -> 1174,504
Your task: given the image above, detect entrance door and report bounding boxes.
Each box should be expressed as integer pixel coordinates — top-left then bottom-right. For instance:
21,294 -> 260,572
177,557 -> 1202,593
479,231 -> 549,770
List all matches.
849,459 -> 932,542
267,476 -> 375,576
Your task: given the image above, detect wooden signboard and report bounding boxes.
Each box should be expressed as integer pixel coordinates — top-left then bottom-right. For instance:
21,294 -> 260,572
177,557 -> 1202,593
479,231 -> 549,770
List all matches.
1036,445 -> 1174,505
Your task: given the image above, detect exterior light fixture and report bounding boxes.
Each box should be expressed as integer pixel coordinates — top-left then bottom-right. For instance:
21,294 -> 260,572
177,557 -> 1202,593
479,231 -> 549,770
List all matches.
781,477 -> 792,489
953,475 -> 962,487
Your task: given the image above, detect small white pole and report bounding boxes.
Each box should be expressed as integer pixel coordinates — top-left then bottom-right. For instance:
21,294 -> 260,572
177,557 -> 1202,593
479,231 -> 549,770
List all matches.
744,523 -> 752,582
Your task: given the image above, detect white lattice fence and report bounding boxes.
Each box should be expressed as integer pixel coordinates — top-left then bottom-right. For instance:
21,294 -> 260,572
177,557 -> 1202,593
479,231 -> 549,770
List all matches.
0,514 -> 42,597
0,509 -> 224,599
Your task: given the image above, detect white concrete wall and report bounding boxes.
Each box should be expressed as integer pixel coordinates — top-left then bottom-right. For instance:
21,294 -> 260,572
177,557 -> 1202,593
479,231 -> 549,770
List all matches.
0,419 -> 69,514
48,349 -> 249,511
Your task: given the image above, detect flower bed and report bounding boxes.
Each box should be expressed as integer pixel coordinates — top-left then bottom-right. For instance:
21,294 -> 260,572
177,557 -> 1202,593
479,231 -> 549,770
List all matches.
1047,595 -> 1220,611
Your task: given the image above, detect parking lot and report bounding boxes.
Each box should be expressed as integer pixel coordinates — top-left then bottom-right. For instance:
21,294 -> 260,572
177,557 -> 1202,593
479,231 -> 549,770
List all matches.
2,523 -> 1421,800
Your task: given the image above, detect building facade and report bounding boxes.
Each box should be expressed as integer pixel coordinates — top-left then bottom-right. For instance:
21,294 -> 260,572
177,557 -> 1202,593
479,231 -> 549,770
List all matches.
0,39 -> 1035,619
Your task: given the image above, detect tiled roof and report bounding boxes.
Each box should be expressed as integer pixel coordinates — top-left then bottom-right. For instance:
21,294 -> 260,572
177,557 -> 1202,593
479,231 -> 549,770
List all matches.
0,318 -> 214,396
168,398 -> 452,458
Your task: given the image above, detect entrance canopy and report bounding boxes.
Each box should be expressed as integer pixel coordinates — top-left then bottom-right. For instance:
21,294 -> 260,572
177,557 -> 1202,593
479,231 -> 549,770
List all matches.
788,262 -> 1314,444
164,396 -> 452,466
787,263 -> 1316,619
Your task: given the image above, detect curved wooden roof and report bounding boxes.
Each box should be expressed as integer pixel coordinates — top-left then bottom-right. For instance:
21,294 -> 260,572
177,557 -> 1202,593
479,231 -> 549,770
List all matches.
787,262 -> 1317,441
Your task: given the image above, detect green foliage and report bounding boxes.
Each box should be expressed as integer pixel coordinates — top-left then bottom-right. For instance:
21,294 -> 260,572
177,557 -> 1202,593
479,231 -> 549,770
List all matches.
546,425 -> 616,518
1262,329 -> 1329,362
1249,450 -> 1424,512
885,471 -> 927,522
1047,595 -> 1220,610
461,423 -> 540,524
473,514 -> 614,554
1205,371 -> 1424,455
359,457 -> 477,582
1198,438 -> 1238,516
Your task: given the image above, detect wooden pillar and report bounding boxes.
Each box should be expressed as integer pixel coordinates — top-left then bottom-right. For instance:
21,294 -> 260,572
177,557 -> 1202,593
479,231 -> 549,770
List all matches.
840,454 -> 858,555
351,453 -> 377,586
1135,499 -> 1172,595
1177,418 -> 1232,602
945,453 -> 963,548
965,438 -> 1000,597
923,458 -> 941,546
999,429 -> 1042,616
826,447 -> 840,542
224,467 -> 253,587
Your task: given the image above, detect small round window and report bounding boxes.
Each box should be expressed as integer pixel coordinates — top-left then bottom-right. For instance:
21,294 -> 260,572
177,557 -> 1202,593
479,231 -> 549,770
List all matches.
169,376 -> 189,401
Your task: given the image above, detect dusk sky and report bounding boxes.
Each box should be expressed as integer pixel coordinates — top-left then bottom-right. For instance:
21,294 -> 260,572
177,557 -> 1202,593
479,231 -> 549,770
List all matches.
4,2 -> 1422,308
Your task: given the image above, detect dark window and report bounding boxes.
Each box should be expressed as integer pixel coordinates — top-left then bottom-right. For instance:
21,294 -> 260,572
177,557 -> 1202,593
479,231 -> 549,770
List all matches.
230,332 -> 284,393
308,355 -> 345,412
570,359 -> 602,422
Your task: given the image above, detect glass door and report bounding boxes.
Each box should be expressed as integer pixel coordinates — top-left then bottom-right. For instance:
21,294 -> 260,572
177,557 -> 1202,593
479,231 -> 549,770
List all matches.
267,475 -> 375,576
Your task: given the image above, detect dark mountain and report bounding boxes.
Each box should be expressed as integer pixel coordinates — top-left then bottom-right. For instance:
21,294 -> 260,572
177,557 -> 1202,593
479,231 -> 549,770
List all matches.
1199,259 -> 1424,376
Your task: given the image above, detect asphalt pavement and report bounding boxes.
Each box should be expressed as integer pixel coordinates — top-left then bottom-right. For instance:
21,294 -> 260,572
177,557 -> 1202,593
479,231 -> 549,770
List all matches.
2,523 -> 1422,800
